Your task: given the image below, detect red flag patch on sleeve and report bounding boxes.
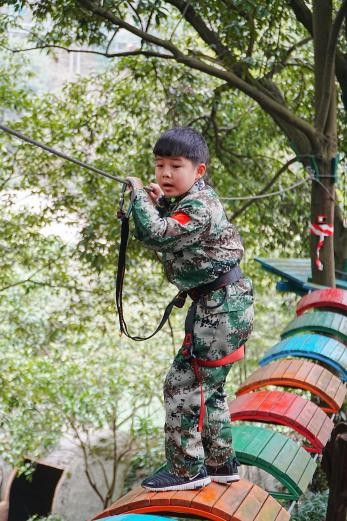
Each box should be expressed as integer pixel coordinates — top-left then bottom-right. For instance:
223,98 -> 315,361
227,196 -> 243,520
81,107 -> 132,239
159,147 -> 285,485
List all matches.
171,212 -> 191,225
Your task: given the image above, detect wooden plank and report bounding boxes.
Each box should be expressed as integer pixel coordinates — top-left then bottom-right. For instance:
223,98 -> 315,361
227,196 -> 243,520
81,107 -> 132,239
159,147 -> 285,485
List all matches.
291,399 -> 317,427
257,433 -> 288,466
333,382 -> 347,409
232,425 -> 312,499
260,334 -> 347,377
274,508 -> 291,521
296,455 -> 317,491
126,489 -> 157,510
304,363 -> 324,386
306,408 -> 331,438
238,359 -> 343,411
291,359 -> 315,382
256,391 -> 297,418
254,257 -> 347,292
230,391 -> 328,451
190,482 -> 228,512
296,288 -> 347,315
212,480 -> 253,520
233,426 -> 275,460
252,496 -> 283,521
109,487 -> 148,513
229,392 -> 268,419
94,481 -> 289,521
284,446 -> 313,484
271,438 -> 300,475
233,484 -> 269,520
316,415 -> 335,447
321,338 -> 346,360
315,368 -> 335,395
281,311 -> 347,343
152,489 -> 178,505
171,486 -> 208,508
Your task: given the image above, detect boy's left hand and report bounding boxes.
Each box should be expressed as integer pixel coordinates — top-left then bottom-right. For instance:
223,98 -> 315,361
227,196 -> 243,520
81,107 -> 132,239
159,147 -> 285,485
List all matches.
125,176 -> 143,190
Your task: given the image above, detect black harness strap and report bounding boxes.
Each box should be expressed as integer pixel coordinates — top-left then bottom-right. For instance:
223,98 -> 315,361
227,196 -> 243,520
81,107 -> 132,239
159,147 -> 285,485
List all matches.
116,213 -> 243,342
115,211 -> 186,341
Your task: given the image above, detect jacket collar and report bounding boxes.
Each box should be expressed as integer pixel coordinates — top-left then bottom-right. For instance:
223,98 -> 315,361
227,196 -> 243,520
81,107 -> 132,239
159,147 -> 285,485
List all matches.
174,178 -> 206,202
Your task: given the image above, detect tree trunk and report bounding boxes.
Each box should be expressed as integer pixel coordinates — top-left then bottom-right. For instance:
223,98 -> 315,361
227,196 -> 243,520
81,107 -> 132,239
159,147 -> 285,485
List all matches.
311,1 -> 336,286
310,158 -> 336,286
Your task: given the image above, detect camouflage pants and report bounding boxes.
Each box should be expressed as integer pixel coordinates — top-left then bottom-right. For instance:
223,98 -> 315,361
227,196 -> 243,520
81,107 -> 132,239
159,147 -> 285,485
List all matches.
164,278 -> 254,478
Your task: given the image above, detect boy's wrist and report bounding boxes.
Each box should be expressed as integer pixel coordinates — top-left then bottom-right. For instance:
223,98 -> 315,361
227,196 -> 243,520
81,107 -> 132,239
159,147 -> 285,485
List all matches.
156,195 -> 170,209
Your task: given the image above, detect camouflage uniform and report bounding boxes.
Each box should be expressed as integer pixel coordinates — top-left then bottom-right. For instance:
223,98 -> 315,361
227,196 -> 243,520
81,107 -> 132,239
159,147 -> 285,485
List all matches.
132,179 -> 254,478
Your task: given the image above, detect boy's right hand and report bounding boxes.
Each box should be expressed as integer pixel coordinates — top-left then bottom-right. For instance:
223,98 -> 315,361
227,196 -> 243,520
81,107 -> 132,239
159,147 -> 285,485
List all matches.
146,183 -> 164,203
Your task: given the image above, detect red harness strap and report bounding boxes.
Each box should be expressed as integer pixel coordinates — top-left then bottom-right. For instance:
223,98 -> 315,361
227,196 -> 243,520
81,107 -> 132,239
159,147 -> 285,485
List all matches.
182,343 -> 245,432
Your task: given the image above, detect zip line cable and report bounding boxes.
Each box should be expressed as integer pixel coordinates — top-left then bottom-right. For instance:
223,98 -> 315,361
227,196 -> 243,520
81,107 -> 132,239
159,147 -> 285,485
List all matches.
220,177 -> 311,201
0,123 -> 127,185
0,123 -> 330,203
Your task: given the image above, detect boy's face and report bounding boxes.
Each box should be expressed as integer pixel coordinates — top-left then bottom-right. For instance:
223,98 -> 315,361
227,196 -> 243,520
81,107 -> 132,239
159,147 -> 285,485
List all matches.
154,156 -> 206,197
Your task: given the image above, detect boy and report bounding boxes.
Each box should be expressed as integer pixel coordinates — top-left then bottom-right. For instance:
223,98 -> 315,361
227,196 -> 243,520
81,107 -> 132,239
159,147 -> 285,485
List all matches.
126,127 -> 254,492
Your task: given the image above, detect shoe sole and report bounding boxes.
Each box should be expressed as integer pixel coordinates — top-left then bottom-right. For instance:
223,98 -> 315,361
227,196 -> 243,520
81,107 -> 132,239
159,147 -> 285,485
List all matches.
142,476 -> 211,492
210,474 -> 240,483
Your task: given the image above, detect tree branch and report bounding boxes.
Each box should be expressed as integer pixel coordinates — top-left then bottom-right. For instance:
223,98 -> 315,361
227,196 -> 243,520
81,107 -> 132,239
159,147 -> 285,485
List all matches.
267,37 -> 311,79
2,43 -> 175,60
106,28 -> 120,54
68,419 -> 104,504
127,1 -> 144,32
316,0 -> 347,130
169,0 -> 191,40
288,0 -> 313,33
289,0 -> 347,114
230,156 -> 299,219
166,0 -> 234,64
75,0 -> 321,150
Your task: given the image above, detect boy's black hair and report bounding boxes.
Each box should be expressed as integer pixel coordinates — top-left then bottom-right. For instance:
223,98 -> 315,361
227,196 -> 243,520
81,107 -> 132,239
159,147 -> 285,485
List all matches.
153,127 -> 209,165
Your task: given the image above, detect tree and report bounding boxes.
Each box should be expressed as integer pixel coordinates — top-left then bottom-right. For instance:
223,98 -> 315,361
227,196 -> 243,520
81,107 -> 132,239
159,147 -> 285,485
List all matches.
2,0 -> 346,285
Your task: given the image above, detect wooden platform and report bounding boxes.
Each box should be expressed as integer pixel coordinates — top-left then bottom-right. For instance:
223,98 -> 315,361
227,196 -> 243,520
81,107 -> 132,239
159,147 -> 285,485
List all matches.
255,258 -> 347,294
228,390 -> 334,453
92,480 -> 290,521
259,334 -> 347,382
232,425 -> 317,501
296,288 -> 347,316
281,311 -> 347,344
236,359 -> 347,413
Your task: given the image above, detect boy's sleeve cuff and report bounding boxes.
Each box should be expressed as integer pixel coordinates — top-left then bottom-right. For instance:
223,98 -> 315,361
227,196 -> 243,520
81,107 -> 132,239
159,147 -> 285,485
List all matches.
134,187 -> 150,201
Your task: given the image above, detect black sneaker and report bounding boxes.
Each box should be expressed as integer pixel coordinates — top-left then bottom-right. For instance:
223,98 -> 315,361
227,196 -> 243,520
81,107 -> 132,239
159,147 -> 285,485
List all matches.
141,465 -> 211,491
206,457 -> 240,483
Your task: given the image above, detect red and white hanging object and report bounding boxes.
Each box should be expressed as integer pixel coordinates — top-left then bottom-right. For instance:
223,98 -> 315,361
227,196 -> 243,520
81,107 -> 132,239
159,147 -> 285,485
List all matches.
310,215 -> 334,271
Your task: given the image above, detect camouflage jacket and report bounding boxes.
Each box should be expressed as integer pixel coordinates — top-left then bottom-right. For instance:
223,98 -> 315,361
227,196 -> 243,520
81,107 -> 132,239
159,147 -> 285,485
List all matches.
131,180 -> 244,291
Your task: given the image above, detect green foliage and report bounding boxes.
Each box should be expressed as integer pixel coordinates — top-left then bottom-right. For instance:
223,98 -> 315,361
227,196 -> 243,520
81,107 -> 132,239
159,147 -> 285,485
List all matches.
290,490 -> 329,521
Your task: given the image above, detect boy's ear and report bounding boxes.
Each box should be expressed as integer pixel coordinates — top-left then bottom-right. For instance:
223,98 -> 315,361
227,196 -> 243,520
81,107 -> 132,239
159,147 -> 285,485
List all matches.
196,163 -> 206,178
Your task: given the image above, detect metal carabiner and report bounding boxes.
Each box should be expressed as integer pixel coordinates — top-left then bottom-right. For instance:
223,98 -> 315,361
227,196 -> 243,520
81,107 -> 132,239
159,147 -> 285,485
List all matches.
117,181 -> 135,220
117,183 -> 127,220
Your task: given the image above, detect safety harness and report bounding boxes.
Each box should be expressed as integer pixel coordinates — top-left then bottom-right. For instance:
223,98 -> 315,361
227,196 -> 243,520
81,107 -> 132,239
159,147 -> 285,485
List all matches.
180,267 -> 244,431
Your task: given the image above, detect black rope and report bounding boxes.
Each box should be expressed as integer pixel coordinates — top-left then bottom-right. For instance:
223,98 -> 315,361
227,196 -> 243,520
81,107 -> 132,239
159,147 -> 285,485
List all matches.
0,123 -> 127,185
115,211 -> 186,341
